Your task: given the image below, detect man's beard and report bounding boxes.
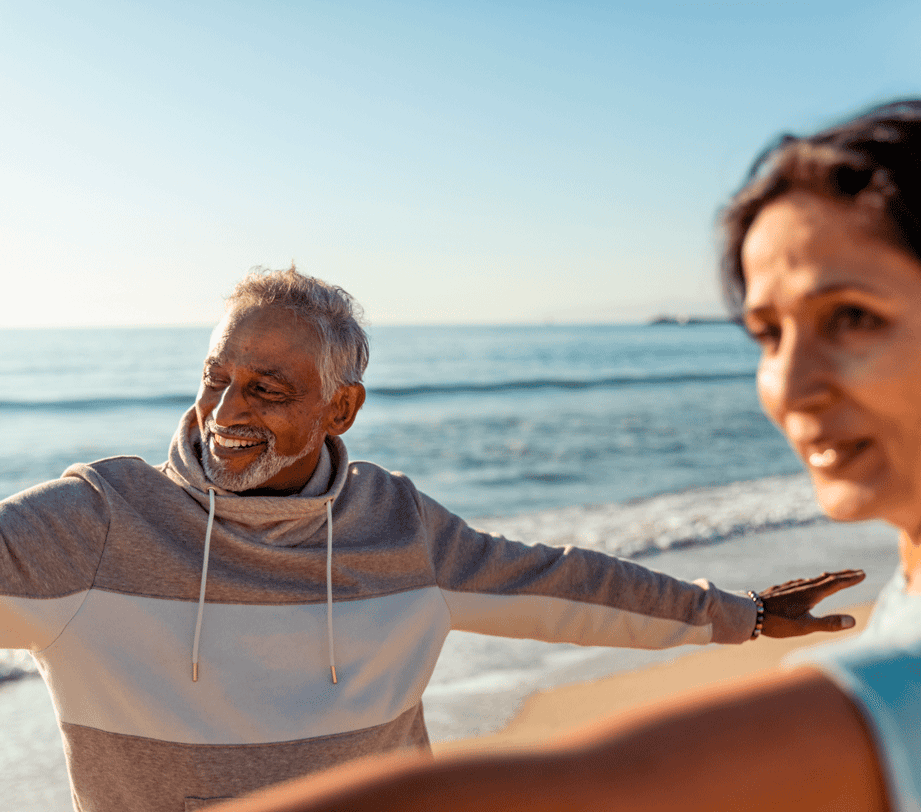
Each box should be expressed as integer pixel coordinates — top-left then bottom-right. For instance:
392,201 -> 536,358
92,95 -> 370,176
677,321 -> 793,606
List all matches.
200,417 -> 320,493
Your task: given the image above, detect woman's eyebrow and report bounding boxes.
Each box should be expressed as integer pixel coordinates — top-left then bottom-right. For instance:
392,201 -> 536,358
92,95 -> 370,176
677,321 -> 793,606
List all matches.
745,281 -> 886,315
803,281 -> 883,298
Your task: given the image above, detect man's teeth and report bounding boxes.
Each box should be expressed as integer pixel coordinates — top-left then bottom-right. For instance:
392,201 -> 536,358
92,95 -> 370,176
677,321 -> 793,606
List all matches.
213,435 -> 260,448
809,448 -> 838,468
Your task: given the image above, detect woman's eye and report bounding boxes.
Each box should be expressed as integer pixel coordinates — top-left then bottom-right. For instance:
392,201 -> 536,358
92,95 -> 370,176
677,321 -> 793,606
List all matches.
827,306 -> 885,335
746,322 -> 780,348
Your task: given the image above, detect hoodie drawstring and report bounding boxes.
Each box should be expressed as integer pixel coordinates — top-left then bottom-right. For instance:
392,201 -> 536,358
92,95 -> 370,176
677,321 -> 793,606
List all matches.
192,488 -> 216,682
326,498 -> 337,684
189,490 -> 338,686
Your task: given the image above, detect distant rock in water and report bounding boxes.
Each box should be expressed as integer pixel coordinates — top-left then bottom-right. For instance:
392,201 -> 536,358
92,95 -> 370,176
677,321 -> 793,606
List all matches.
648,315 -> 731,326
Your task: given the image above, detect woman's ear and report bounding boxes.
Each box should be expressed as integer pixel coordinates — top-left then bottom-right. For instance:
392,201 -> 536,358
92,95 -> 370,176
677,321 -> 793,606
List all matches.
325,384 -> 366,436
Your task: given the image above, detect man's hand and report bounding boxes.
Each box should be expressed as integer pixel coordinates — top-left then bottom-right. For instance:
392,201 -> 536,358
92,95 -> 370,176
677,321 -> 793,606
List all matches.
758,569 -> 866,638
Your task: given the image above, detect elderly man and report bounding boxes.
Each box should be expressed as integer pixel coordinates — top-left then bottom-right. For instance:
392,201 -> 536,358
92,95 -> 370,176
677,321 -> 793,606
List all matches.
1,268 -> 861,811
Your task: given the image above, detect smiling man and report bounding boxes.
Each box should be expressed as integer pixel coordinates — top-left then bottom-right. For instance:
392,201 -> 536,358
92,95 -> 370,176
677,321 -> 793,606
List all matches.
197,304 -> 365,496
0,267 -> 864,812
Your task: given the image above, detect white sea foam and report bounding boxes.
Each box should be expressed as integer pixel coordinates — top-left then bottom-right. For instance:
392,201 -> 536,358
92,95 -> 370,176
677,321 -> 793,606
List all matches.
472,471 -> 823,558
0,649 -> 37,682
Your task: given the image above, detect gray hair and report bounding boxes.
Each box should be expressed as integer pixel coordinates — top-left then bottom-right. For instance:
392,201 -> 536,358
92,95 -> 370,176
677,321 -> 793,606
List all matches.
226,265 -> 369,401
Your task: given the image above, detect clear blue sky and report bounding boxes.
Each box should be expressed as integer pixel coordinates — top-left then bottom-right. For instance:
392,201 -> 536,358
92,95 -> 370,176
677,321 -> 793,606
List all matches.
2,0 -> 919,327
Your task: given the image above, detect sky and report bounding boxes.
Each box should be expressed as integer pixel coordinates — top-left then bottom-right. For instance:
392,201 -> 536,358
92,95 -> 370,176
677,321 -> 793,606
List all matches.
2,0 -> 920,328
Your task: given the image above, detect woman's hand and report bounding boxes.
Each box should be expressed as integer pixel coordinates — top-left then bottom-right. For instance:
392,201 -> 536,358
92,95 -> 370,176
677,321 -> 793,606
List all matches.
758,569 -> 866,637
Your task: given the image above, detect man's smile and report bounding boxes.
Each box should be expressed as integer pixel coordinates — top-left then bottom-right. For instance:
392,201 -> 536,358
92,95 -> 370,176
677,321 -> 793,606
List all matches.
212,433 -> 265,450
203,419 -> 272,464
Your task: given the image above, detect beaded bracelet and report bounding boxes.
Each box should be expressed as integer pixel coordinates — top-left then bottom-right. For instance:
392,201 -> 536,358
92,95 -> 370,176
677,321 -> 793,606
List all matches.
747,590 -> 765,639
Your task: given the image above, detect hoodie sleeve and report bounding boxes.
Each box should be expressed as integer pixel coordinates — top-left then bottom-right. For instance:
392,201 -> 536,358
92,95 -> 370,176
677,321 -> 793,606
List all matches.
416,489 -> 756,647
0,473 -> 110,651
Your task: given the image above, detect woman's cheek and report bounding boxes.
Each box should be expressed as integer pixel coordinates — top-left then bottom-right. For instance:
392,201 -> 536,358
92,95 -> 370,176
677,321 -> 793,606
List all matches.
756,361 -> 784,423
837,353 -> 877,386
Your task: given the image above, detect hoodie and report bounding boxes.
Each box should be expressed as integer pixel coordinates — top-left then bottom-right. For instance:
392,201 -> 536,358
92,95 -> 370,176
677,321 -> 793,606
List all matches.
0,408 -> 756,811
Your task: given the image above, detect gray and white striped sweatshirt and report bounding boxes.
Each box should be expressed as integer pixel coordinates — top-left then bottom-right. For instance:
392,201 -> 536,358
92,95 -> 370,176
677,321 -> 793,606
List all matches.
0,408 -> 756,811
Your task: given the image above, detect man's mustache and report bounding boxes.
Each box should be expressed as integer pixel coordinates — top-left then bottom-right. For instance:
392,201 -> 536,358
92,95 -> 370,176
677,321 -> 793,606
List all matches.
204,418 -> 273,444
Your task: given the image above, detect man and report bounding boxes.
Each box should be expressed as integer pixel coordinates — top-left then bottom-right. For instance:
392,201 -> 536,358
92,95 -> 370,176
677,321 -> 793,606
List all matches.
1,267 -> 861,811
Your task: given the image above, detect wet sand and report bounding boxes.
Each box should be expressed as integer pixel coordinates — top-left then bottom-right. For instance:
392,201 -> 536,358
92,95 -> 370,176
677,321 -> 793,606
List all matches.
0,676 -> 72,811
434,602 -> 874,755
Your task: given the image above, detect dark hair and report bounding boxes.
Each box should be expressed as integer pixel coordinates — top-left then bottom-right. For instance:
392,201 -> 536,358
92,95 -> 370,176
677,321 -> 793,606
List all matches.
720,99 -> 921,319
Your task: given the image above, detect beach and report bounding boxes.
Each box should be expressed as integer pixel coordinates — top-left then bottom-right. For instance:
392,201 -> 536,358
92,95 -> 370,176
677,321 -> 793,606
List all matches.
1,516 -> 897,811
0,322 -> 900,809
435,603 -> 876,757
419,514 -> 895,744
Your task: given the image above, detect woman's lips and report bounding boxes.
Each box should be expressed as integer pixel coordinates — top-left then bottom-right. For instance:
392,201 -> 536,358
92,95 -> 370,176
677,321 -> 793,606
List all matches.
806,438 -> 872,472
809,448 -> 838,467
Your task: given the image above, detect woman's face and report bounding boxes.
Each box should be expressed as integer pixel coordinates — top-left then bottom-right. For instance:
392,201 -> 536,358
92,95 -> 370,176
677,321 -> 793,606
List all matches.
742,190 -> 921,535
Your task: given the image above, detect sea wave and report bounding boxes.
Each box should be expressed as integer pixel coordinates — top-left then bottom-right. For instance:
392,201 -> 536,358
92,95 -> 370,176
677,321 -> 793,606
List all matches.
370,371 -> 754,397
0,370 -> 757,411
0,650 -> 38,684
472,472 -> 824,559
0,394 -> 195,411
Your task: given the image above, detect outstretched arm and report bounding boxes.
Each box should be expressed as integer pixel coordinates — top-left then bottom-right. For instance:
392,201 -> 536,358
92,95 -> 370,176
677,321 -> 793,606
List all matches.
758,569 -> 866,637
0,474 -> 110,650
219,668 -> 888,812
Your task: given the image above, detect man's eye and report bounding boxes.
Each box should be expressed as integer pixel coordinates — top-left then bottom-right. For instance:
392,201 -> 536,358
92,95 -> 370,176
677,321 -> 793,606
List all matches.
254,385 -> 285,399
202,375 -> 224,389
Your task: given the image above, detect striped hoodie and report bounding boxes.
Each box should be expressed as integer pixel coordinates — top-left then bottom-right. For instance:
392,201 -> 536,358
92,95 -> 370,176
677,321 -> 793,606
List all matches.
0,408 -> 756,811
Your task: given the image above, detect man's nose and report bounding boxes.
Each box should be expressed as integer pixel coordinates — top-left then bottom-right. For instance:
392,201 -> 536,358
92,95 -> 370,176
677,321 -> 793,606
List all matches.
213,382 -> 251,426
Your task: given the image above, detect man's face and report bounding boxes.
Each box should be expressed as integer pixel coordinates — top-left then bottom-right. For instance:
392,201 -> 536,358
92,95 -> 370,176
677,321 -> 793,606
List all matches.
194,306 -> 350,494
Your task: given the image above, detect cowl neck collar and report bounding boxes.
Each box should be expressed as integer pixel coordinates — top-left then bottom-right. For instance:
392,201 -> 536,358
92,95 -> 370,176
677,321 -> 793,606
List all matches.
162,407 -> 348,544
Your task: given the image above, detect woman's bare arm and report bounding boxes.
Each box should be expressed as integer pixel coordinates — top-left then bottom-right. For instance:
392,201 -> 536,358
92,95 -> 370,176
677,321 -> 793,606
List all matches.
220,668 -> 889,812
559,667 -> 889,812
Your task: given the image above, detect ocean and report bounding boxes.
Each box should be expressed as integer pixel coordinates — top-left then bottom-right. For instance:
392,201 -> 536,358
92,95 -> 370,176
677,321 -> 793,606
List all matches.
0,322 -> 900,808
1,321 -> 831,568
0,321 -> 796,514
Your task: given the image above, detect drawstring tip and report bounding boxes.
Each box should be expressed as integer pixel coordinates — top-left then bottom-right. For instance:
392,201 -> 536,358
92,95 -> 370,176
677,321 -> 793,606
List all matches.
192,663 -> 199,682
330,666 -> 338,684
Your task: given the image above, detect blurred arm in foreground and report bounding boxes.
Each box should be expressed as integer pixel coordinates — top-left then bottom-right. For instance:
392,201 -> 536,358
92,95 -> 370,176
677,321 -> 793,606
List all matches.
216,569 -> 886,812
216,666 -> 887,812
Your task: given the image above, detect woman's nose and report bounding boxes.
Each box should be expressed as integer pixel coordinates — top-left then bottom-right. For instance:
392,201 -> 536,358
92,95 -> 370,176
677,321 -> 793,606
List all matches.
759,331 -> 834,416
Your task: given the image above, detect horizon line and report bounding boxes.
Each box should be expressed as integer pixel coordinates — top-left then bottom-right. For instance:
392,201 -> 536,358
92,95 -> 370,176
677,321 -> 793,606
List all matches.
0,316 -> 734,331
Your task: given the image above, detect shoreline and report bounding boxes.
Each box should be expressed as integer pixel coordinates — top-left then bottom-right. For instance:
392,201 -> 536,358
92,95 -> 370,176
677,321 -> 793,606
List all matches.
422,517 -> 896,743
433,601 -> 875,755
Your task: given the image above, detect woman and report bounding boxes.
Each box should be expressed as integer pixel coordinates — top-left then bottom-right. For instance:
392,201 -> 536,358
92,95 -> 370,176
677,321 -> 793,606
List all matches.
219,100 -> 921,812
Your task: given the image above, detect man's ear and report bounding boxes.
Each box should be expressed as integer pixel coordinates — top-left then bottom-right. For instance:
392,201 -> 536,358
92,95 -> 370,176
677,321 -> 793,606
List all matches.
325,384 -> 366,436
